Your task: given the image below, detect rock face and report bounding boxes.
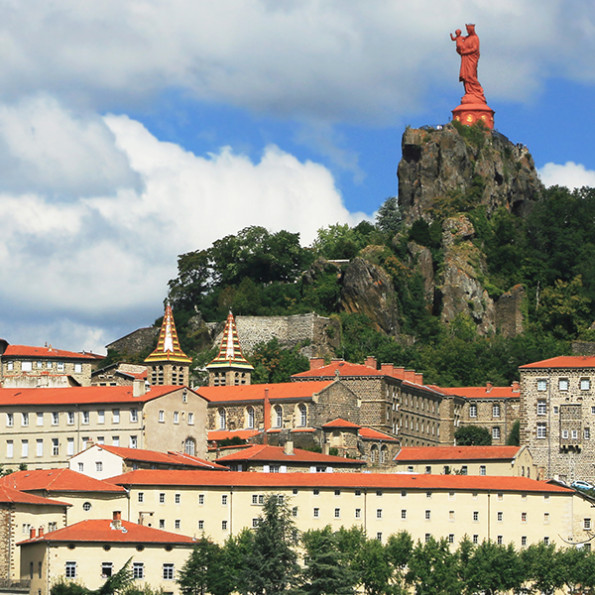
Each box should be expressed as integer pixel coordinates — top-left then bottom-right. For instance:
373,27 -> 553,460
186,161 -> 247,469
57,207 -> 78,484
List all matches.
398,124 -> 543,223
340,257 -> 400,335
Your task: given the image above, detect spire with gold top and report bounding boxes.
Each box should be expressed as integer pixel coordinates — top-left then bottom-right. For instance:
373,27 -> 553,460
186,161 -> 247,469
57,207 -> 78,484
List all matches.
206,310 -> 253,386
144,303 -> 192,386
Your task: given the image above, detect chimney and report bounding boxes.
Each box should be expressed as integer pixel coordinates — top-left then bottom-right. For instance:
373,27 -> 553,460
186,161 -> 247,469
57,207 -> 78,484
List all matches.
381,363 -> 394,376
393,367 -> 405,379
283,441 -> 294,456
29,528 -> 36,539
263,388 -> 271,444
38,526 -> 44,536
112,511 -> 122,529
322,443 -> 330,455
309,357 -> 325,370
486,381 -> 493,393
414,373 -> 424,385
365,356 -> 378,370
403,370 -> 416,382
132,378 -> 146,397
511,381 -> 520,393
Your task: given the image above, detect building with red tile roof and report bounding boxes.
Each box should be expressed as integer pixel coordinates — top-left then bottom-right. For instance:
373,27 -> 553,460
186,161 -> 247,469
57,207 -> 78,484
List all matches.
215,442 -> 365,472
19,515 -> 195,595
91,362 -> 148,387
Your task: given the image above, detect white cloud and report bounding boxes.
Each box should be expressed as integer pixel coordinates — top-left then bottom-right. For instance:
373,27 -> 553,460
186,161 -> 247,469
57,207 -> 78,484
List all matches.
538,162 -> 595,189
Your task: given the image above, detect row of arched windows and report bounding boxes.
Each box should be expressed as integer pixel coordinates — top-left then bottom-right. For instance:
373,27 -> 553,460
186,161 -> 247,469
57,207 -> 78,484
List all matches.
217,404 -> 308,430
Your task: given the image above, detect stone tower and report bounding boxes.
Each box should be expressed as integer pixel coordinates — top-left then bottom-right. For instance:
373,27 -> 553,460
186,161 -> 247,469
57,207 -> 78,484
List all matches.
144,304 -> 192,386
206,311 -> 254,386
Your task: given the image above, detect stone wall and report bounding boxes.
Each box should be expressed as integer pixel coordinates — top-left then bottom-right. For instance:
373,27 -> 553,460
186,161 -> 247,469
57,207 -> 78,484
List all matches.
106,327 -> 159,355
0,507 -> 10,579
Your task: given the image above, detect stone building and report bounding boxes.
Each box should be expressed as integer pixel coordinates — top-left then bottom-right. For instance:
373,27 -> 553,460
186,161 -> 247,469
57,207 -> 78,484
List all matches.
520,355 -> 595,483
91,363 -> 148,387
144,304 -> 192,386
0,341 -> 100,387
205,310 -> 254,387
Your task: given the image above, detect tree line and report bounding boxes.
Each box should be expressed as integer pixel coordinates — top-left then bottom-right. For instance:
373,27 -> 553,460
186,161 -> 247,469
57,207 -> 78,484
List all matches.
177,495 -> 595,595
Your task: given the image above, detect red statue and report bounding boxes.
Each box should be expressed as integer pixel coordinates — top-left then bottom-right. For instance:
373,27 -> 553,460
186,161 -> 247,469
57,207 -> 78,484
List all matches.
450,24 -> 494,129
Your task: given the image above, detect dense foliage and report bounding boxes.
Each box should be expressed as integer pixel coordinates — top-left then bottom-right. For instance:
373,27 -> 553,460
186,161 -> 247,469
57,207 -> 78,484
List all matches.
160,184 -> 595,387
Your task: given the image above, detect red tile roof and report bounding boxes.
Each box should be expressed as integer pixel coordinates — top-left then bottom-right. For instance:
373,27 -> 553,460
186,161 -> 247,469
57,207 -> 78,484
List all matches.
394,446 -> 523,462
197,381 -> 333,403
215,444 -> 364,465
208,429 -> 260,441
435,386 -> 520,399
3,345 -> 97,360
0,385 -> 193,406
359,427 -> 399,442
0,484 -> 69,507
107,469 -> 571,494
19,519 -> 195,545
0,468 -> 126,493
520,356 -> 595,369
84,444 -> 227,470
293,361 -> 384,378
322,418 -> 361,429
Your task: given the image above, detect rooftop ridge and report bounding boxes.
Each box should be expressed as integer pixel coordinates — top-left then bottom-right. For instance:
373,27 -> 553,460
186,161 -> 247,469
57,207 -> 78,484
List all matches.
144,304 -> 192,364
206,311 -> 254,371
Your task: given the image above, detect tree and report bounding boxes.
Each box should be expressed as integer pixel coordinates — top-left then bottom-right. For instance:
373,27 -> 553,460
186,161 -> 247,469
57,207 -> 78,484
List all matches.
463,540 -> 523,594
406,536 -> 460,594
51,559 -> 134,595
250,338 -> 310,384
375,196 -> 402,236
520,543 -> 565,594
506,420 -> 520,446
454,425 -> 492,446
241,495 -> 300,595
386,531 -> 413,593
301,526 -> 355,594
177,537 -> 227,595
357,537 -> 393,595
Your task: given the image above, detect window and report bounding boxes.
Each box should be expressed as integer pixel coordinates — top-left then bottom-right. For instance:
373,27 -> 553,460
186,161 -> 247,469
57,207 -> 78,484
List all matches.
449,510 -> 455,521
473,511 -> 479,522
544,513 -> 550,524
313,508 -> 319,518
461,465 -> 468,475
129,408 -> 138,423
138,492 -> 144,503
36,412 -> 43,426
22,412 -> 29,427
175,520 -> 181,529
112,436 -> 119,446
479,465 -> 486,476
537,400 -> 547,415
544,537 -> 550,545
493,404 -> 500,418
52,412 -> 59,425
521,536 -> 527,547
159,493 -> 165,504
572,429 -> 579,440
173,411 -> 179,424
377,532 -> 383,542
78,462 -> 84,473
537,379 -> 547,391
129,435 -> 137,448
112,409 -> 120,424
175,493 -> 181,504
586,428 -> 591,440
188,412 -> 194,425
252,518 -> 260,528
221,495 -> 228,505
101,562 -> 113,578
521,512 -> 527,523
313,489 -> 320,496
218,408 -> 226,430
585,518 -> 592,531
162,563 -> 174,580
222,520 -> 228,530
159,519 -> 165,529
273,405 -> 283,428
198,520 -> 204,530
425,533 -> 431,542
133,563 -> 144,579
67,438 -> 74,456
298,404 -> 307,427
74,363 -> 82,374
57,361 -> 65,372
6,440 -> 13,458
67,411 -> 74,425
559,378 -> 569,391
473,535 -> 479,544
6,413 -> 13,427
562,429 -> 569,439
198,494 -> 205,505
537,423 -> 547,439
497,535 -> 503,545
334,508 -> 340,518
21,440 -> 29,457
292,506 -> 298,517
158,410 -> 165,423
469,404 -> 477,418
425,510 -> 431,520
246,406 -> 255,429
355,508 -> 362,518
492,427 -> 501,440
334,489 -> 341,496
82,411 -> 89,425
36,439 -> 43,457
581,378 -> 591,391
65,562 -> 76,578
376,509 -> 383,519
95,462 -> 103,472
401,509 -> 407,519
425,465 -> 431,474
497,512 -> 503,522
22,361 -> 32,372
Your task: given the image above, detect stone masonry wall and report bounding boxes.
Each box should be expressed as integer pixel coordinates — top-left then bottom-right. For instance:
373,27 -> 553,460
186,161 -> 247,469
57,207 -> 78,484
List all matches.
0,507 -> 10,579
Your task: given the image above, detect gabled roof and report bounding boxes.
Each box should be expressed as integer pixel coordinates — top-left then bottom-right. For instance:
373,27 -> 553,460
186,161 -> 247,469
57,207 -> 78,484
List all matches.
359,427 -> 399,442
0,484 -> 69,507
0,385 -> 191,406
144,304 -> 192,364
520,356 -> 595,369
434,386 -> 520,399
322,418 -> 361,429
18,519 -> 194,545
208,429 -> 260,442
0,468 -> 126,493
107,469 -> 571,494
394,446 -> 523,462
215,444 -> 364,466
293,361 -> 384,379
83,444 -> 226,470
206,311 -> 253,371
2,345 -> 97,360
197,381 -> 333,403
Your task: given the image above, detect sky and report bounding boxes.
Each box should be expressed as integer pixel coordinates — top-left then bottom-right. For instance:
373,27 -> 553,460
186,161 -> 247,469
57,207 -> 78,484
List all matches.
1,1 -> 594,354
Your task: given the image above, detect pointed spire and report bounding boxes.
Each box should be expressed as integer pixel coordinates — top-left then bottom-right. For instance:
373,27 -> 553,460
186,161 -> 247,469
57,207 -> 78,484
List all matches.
144,303 -> 192,364
206,310 -> 253,371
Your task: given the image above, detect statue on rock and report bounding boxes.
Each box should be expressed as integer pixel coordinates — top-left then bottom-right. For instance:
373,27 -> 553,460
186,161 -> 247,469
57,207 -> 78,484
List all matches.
450,24 -> 494,130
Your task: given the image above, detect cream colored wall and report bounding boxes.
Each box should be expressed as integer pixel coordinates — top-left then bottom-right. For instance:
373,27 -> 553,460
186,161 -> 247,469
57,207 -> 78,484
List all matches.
394,459 -> 517,476
68,447 -> 124,480
144,389 -> 208,458
122,482 -> 580,550
21,541 -> 193,595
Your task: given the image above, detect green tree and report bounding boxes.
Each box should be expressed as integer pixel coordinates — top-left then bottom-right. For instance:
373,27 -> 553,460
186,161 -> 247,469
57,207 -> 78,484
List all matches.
357,537 -> 393,595
463,540 -> 523,594
506,420 -> 520,446
301,526 -> 355,594
520,543 -> 565,594
250,338 -> 310,384
386,531 -> 413,593
375,196 -> 402,236
241,495 -> 299,595
177,537 -> 228,595
312,224 -> 369,260
454,425 -> 492,446
406,536 -> 460,595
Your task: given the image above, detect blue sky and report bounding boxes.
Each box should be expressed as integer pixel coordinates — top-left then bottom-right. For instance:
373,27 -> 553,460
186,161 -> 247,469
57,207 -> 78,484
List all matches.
0,1 -> 594,353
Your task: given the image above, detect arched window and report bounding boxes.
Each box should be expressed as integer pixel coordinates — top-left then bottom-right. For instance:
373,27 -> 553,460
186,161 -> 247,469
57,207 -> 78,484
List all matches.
246,406 -> 255,429
380,445 -> 388,464
218,408 -> 226,430
273,405 -> 283,428
184,437 -> 196,456
370,445 -> 378,463
298,404 -> 307,427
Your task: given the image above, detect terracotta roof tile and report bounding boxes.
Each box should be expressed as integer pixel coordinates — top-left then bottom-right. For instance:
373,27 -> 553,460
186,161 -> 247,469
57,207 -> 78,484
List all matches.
19,519 -> 194,545
107,469 -> 571,494
197,381 -> 333,403
3,345 -> 97,360
322,418 -> 361,429
215,444 -> 364,465
0,468 -> 126,493
520,356 -> 595,369
208,429 -> 260,441
359,427 -> 399,442
394,446 -> 522,462
436,386 -> 520,399
292,362 -> 384,378
0,484 -> 69,507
